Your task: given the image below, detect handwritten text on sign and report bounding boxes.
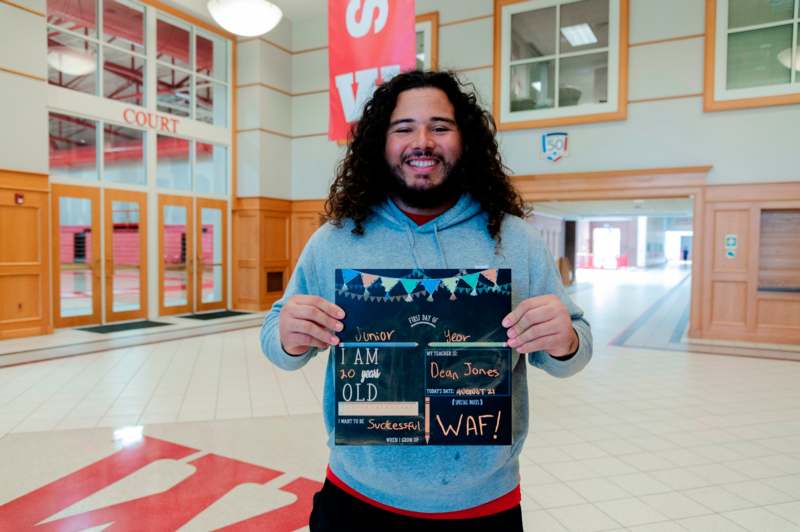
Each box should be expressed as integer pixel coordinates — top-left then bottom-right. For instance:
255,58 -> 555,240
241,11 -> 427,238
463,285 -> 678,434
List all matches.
334,268 -> 512,445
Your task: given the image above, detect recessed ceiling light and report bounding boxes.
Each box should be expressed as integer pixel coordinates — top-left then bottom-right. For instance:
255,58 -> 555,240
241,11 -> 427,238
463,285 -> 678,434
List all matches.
560,23 -> 598,47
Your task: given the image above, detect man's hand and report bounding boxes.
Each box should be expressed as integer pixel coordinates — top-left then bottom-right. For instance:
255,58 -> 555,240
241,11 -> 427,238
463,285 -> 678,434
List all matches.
502,295 -> 578,358
279,295 -> 345,355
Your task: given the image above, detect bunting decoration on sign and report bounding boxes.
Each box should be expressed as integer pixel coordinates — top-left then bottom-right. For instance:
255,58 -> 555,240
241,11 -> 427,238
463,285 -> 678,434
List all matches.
336,269 -> 510,302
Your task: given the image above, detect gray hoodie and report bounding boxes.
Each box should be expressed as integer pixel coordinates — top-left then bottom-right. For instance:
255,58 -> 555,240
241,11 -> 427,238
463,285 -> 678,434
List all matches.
260,193 -> 592,512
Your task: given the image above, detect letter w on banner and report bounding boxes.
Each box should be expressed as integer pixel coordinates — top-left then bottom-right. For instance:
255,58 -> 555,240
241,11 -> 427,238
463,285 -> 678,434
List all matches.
328,0 -> 416,141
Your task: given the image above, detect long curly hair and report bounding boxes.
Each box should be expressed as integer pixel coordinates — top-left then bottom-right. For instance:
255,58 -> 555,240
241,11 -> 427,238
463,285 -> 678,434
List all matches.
323,70 -> 527,242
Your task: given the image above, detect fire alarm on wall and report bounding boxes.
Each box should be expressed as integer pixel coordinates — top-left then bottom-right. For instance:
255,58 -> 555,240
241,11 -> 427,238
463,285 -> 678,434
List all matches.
15,193 -> 24,205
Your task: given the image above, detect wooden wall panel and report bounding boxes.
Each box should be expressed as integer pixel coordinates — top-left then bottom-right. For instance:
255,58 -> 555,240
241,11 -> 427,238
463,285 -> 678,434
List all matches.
232,198 -> 325,310
290,199 -> 325,270
757,296 -> 800,329
0,171 -> 51,339
233,210 -> 261,309
712,209 -> 749,273
0,205 -> 38,262
700,182 -> 800,346
0,274 -> 40,321
232,198 -> 291,310
262,215 -> 289,262
710,281 -> 747,326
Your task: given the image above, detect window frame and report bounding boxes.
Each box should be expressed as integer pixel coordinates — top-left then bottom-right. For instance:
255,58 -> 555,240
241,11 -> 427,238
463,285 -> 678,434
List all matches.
416,11 -> 440,71
492,0 -> 628,130
704,0 -> 800,112
46,0 -> 148,105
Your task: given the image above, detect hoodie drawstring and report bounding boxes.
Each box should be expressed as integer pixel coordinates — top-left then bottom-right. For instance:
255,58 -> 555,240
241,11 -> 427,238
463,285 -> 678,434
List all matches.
404,224 -> 449,269
433,224 -> 448,268
404,226 -> 424,270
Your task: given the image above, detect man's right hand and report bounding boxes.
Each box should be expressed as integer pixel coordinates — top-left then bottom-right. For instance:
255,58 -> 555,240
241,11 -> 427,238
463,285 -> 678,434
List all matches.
279,295 -> 345,355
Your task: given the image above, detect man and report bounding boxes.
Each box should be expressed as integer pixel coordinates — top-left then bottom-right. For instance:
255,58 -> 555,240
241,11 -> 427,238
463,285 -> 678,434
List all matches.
261,70 -> 592,531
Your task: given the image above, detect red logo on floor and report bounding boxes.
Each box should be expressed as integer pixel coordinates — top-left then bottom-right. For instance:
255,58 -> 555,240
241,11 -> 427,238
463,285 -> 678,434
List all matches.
0,436 -> 321,530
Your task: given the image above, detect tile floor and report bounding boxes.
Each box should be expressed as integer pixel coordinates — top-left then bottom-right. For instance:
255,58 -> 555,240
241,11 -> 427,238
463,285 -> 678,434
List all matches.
1,267 -> 799,530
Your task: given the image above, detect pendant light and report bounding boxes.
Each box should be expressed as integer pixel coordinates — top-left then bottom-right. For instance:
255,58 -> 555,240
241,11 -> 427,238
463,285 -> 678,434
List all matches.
207,0 -> 283,37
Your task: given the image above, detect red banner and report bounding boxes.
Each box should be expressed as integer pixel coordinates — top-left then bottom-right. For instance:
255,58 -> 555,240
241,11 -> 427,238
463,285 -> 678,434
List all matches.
328,0 -> 416,141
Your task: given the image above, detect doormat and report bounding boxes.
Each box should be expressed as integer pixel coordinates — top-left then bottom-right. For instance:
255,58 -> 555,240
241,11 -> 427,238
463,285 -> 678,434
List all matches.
179,310 -> 251,320
79,321 -> 172,334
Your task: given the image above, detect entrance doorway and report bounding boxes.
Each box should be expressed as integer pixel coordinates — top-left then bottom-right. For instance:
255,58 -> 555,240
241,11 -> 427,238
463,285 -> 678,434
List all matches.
104,190 -> 147,322
52,185 -> 147,327
529,197 -> 695,350
52,185 -> 101,327
158,195 -> 227,316
515,165 -> 709,340
52,185 -> 228,327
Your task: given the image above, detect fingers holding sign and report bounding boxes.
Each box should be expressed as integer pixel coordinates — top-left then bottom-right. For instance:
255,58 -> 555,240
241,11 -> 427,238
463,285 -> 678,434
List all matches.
279,295 -> 345,355
503,295 -> 578,358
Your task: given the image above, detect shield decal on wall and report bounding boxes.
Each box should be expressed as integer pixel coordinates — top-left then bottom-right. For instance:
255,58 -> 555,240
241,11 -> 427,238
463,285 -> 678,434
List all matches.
541,132 -> 569,162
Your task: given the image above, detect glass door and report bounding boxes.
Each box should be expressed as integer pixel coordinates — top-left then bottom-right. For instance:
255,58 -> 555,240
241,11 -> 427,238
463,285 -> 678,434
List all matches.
158,194 -> 193,315
104,190 -> 147,322
52,184 -> 101,327
196,198 -> 227,312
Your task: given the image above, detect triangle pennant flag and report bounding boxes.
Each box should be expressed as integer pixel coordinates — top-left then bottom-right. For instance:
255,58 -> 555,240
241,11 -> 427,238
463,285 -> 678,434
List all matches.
482,268 -> 498,285
462,273 -> 480,295
400,278 -> 420,296
362,273 -> 378,289
342,269 -> 360,285
421,279 -> 441,297
383,277 -> 400,295
442,276 -> 459,294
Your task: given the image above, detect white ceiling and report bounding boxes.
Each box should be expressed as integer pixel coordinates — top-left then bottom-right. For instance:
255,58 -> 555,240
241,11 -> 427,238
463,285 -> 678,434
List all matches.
531,198 -> 694,220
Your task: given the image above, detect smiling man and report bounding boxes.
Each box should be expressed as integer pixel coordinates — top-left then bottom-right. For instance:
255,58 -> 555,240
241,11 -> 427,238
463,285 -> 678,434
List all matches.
260,70 -> 592,531
384,86 -> 463,212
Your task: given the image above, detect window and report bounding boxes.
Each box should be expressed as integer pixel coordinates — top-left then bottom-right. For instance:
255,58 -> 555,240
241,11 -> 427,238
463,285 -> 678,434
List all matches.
49,112 -> 99,181
156,135 -> 191,190
49,112 -> 150,186
47,0 -> 146,105
156,16 -> 229,125
494,0 -> 627,129
195,142 -> 227,196
706,0 -> 800,111
104,124 -> 145,185
46,0 -> 231,126
416,12 -> 439,70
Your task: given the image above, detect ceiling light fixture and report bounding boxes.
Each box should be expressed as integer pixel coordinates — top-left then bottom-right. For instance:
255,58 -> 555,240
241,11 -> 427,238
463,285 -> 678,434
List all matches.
777,48 -> 800,71
560,23 -> 598,47
207,0 -> 283,37
47,47 -> 97,76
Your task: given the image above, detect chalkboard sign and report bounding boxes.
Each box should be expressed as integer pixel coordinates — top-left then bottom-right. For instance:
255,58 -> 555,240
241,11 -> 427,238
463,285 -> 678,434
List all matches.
334,269 -> 512,446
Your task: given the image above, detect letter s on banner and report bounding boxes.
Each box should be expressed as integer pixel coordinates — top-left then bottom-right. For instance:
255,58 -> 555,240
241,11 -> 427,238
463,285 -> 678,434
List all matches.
345,0 -> 388,38
328,0 -> 415,141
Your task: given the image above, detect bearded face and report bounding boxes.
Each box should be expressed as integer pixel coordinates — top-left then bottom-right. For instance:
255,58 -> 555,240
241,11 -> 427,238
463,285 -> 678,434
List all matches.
383,88 -> 464,210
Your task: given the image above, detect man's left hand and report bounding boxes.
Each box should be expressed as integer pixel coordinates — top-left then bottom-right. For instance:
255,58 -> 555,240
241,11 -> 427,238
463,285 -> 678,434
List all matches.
503,295 -> 579,358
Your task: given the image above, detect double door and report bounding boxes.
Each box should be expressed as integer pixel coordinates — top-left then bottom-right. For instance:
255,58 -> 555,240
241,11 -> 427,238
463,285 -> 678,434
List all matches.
53,185 -> 147,327
158,195 -> 227,316
52,185 -> 227,327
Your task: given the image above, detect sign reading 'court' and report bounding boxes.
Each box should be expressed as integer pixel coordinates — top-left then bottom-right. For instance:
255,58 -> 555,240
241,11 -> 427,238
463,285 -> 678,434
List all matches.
123,108 -> 180,133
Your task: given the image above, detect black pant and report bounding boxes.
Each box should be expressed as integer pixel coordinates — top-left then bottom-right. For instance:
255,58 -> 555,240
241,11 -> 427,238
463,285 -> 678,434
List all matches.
309,479 -> 524,531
